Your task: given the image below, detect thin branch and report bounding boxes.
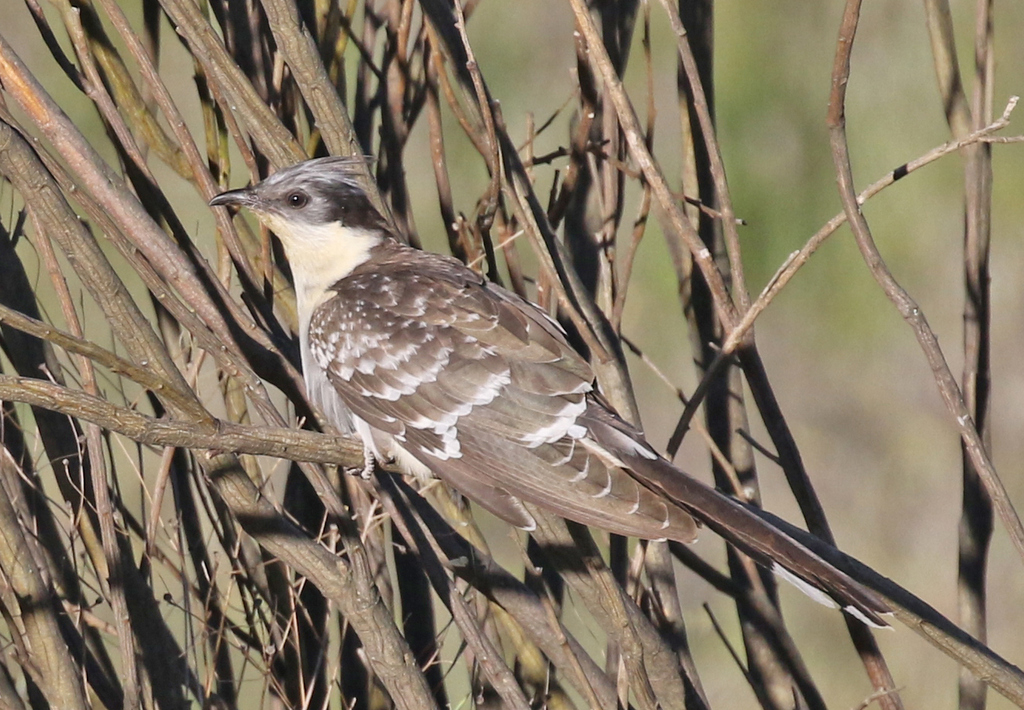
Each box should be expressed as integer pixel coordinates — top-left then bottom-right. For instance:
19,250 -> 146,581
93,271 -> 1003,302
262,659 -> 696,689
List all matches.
565,0 -> 739,332
0,375 -> 364,466
826,0 -> 1024,569
722,99 -> 1018,358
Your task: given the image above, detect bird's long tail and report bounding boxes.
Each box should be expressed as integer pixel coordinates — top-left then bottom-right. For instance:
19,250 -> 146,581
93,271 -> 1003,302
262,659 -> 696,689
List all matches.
647,457 -> 889,627
584,411 -> 891,627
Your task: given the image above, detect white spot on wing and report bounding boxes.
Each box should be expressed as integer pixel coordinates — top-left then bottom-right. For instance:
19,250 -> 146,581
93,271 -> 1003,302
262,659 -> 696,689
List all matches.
592,473 -> 614,498
568,455 -> 590,482
521,396 -> 586,447
626,486 -> 641,514
629,440 -> 659,460
566,424 -> 587,439
417,433 -> 462,460
549,439 -> 576,466
461,368 -> 511,406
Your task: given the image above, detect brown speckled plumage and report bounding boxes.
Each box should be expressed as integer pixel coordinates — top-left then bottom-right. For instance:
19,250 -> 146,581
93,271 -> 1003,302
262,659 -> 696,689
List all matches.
308,240 -> 696,539
210,156 -> 891,627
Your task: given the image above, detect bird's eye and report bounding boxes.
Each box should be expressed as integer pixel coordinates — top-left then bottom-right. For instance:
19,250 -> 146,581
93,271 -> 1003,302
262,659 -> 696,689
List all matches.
287,191 -> 309,208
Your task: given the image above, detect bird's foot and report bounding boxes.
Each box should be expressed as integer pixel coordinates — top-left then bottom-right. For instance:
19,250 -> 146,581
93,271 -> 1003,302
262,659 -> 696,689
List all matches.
360,447 -> 376,480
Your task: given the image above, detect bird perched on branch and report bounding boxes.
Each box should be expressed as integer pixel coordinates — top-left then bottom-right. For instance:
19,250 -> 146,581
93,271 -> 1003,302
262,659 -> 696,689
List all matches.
210,156 -> 889,627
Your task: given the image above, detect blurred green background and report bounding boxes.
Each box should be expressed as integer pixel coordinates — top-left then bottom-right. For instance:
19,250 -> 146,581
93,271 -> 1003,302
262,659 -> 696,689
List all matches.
5,0 -> 1024,706
457,2 -> 1024,706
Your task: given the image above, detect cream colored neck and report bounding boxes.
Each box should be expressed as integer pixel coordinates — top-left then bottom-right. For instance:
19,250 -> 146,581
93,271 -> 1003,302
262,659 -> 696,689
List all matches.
263,216 -> 381,326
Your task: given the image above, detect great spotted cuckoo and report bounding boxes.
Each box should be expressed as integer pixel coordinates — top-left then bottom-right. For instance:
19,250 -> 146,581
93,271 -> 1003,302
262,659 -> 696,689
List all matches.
210,156 -> 889,627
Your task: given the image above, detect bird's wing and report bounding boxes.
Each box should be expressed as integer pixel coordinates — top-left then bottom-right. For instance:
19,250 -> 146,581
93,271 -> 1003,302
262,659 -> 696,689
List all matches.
307,248 -> 698,541
309,245 -> 890,626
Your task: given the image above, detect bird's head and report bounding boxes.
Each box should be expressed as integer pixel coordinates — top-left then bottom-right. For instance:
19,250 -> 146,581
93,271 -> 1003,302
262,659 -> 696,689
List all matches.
210,156 -> 392,308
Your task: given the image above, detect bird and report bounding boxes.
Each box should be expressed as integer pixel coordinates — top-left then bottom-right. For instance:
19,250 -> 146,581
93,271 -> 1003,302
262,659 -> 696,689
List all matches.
210,156 -> 890,627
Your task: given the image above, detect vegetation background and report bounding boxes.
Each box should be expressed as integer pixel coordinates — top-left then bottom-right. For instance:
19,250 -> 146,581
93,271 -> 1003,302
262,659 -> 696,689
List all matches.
0,0 -> 1023,708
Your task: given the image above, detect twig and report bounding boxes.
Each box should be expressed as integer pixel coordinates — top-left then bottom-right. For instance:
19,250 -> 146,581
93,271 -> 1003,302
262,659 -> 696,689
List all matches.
200,454 -> 439,710
721,97 -> 1019,358
702,603 -> 755,687
389,475 -> 622,709
827,0 -> 1024,569
654,0 -> 748,313
34,219 -> 144,709
94,0 -> 264,287
0,375 -> 364,467
0,303 -> 201,418
375,474 -> 531,710
565,0 -> 739,332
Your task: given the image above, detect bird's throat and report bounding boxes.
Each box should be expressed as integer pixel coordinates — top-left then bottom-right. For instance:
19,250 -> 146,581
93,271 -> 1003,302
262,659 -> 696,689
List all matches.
268,218 -> 381,323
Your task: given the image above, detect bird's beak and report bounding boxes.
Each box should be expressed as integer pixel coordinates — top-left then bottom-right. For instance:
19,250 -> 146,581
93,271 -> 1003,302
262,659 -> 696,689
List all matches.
209,187 -> 258,209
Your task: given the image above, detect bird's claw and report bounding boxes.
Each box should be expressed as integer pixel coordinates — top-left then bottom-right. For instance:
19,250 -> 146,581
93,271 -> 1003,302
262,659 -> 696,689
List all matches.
360,447 -> 376,480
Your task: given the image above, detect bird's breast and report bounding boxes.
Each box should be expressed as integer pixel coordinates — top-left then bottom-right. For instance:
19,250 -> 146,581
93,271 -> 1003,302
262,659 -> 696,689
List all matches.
301,337 -> 355,434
